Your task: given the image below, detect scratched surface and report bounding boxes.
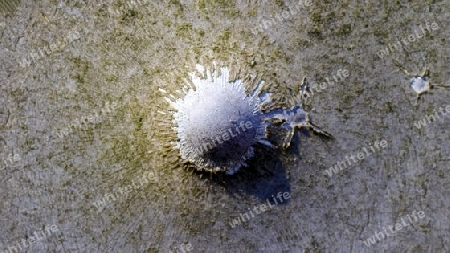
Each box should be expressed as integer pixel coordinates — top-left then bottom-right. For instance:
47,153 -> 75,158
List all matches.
0,0 -> 449,252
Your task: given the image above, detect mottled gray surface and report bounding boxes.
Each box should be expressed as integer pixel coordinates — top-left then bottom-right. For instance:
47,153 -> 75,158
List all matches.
1,0 -> 449,252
